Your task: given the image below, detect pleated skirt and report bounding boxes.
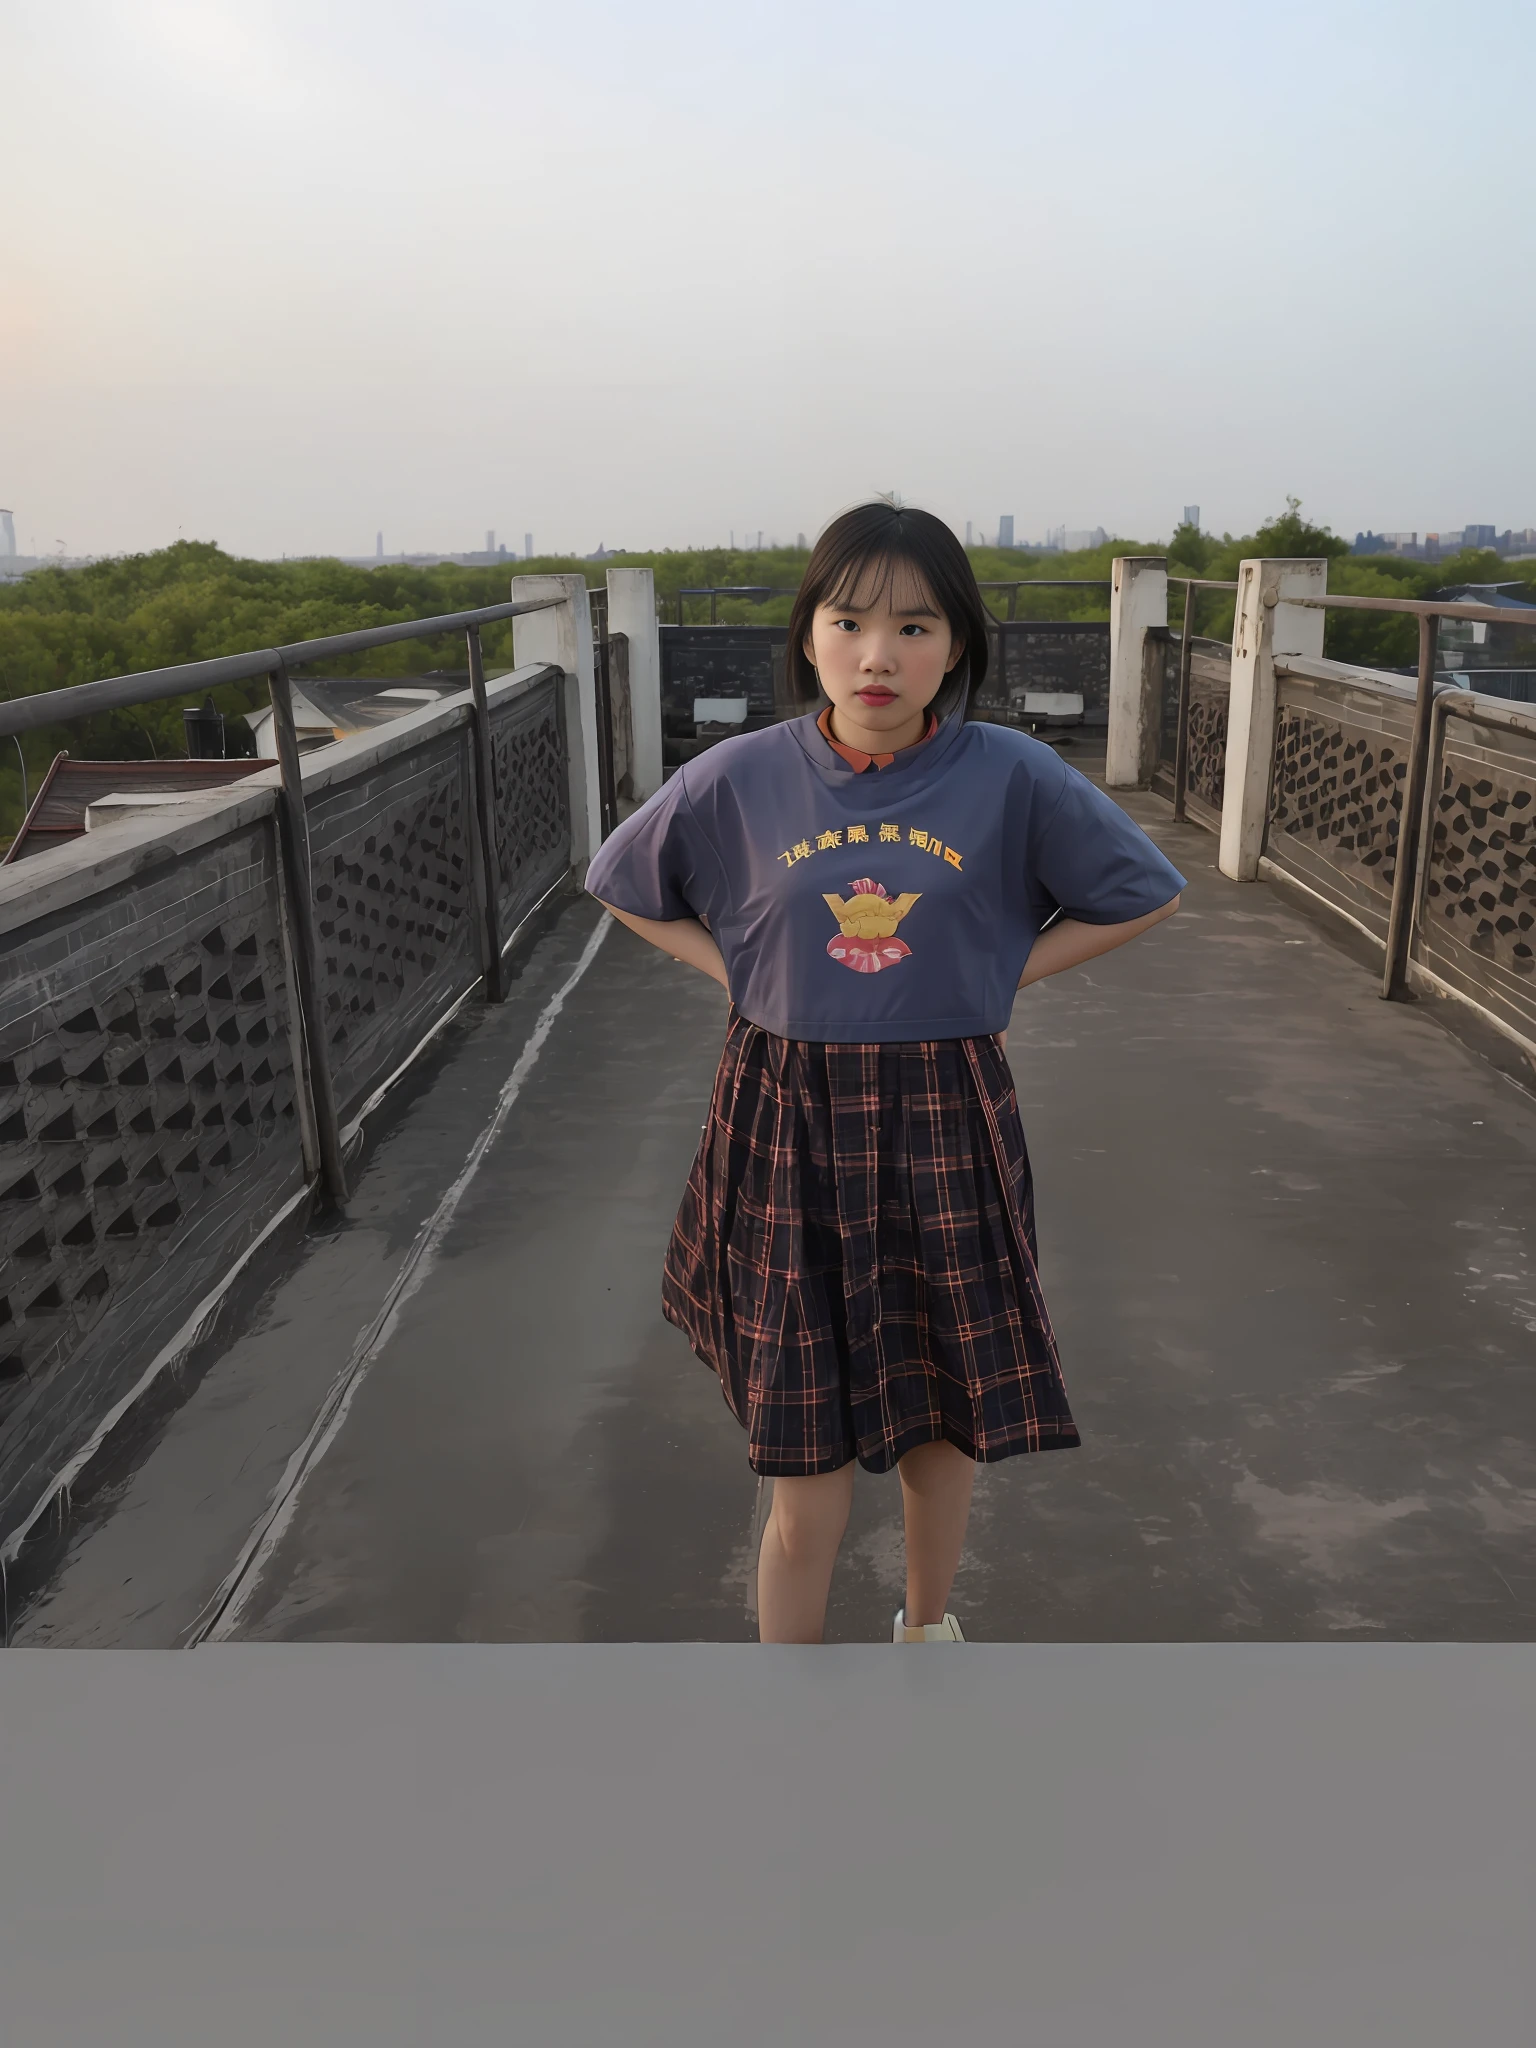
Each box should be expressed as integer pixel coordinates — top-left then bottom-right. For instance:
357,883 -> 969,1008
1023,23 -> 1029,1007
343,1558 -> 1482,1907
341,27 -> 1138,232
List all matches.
662,1012 -> 1081,1475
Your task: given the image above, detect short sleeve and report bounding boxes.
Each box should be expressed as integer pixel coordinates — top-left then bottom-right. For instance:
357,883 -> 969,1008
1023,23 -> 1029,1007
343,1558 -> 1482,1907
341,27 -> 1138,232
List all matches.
1027,761 -> 1186,925
584,770 -> 717,922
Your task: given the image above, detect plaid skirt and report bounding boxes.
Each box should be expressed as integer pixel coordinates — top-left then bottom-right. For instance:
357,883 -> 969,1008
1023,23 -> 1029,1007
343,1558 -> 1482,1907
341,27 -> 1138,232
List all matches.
662,1013 -> 1081,1476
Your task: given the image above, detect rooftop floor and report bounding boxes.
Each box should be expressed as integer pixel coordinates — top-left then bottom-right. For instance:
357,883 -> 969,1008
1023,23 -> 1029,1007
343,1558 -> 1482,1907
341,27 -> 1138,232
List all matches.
14,765 -> 1536,1646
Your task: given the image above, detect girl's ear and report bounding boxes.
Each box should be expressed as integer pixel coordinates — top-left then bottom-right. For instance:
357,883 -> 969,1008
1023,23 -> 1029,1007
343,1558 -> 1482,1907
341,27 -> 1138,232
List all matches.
945,637 -> 966,673
802,629 -> 818,664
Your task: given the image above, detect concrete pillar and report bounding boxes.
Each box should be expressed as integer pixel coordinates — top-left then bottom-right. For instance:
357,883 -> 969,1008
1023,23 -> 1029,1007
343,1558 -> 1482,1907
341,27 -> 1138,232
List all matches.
606,566 -> 663,802
512,572 -> 601,867
1106,557 -> 1167,788
1218,558 -> 1328,881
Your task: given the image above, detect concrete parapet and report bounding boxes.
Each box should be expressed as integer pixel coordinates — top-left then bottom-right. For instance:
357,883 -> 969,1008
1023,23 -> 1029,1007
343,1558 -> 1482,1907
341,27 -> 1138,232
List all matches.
1219,559 -> 1327,881
512,573 -> 601,867
605,568 -> 663,803
1107,557 -> 1167,787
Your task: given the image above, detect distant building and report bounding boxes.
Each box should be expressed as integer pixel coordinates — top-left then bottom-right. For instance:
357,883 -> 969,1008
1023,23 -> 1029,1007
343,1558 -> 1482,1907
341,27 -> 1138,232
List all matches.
375,531 -> 383,559
998,515 -> 1015,549
486,530 -> 495,554
965,521 -> 973,547
0,510 -> 15,557
1435,584 -> 1536,684
1463,524 -> 1498,550
1182,505 -> 1200,530
1049,526 -> 1106,553
245,677 -> 467,758
524,533 -> 533,560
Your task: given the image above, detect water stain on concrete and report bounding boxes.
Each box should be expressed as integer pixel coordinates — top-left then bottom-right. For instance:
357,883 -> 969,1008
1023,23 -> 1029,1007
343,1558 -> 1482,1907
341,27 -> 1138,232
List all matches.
1233,1471 -> 1430,1582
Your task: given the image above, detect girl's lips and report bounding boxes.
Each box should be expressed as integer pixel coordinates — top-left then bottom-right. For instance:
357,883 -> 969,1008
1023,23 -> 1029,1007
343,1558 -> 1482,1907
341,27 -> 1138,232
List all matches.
856,687 -> 897,704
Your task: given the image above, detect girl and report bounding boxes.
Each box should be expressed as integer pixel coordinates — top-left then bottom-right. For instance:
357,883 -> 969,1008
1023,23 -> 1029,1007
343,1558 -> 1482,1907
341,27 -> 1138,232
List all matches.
586,503 -> 1184,1644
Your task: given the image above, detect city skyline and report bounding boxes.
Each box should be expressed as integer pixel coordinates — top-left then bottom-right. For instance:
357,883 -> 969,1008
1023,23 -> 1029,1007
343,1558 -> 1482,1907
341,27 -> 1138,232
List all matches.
6,504 -> 1536,575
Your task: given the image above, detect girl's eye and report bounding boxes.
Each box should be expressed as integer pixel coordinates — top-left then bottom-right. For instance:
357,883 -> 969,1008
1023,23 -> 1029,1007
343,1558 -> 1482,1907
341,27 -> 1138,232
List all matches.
899,623 -> 926,637
832,618 -> 859,633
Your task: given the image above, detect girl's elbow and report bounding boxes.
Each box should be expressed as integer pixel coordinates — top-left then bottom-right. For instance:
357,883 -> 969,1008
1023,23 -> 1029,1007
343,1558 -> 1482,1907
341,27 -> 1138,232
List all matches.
1132,893 -> 1180,935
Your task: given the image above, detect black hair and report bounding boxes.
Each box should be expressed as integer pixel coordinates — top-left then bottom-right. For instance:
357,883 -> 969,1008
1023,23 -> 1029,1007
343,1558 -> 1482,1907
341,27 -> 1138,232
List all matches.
785,500 -> 990,722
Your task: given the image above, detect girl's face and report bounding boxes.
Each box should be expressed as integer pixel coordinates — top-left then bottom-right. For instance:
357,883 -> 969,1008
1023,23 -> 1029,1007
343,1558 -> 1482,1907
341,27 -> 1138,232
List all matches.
805,559 -> 964,740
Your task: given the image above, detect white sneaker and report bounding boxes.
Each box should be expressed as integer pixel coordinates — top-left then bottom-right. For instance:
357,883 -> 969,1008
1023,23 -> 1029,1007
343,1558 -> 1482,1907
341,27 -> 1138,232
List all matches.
893,1608 -> 966,1642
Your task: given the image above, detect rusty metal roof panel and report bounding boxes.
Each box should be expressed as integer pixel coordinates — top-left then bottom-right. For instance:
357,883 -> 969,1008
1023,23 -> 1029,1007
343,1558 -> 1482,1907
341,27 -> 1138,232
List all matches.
3,755 -> 274,863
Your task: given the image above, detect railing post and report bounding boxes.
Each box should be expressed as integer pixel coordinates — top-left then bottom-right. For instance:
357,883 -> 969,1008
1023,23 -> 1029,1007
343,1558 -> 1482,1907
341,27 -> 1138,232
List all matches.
1219,558 -> 1327,882
1381,613 -> 1440,1002
512,573 -> 602,869
589,589 -> 619,843
267,660 -> 348,1205
464,625 -> 507,1002
1172,584 -> 1197,823
606,567 -> 663,802
1107,557 -> 1167,788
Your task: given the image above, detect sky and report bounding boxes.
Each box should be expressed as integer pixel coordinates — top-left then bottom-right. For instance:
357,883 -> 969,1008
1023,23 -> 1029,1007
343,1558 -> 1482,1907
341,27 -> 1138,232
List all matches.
3,0 -> 1534,561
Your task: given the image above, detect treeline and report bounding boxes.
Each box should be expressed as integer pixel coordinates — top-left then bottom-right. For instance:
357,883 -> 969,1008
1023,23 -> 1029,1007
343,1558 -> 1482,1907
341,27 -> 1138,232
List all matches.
1164,500 -> 1533,670
3,518 -> 1529,843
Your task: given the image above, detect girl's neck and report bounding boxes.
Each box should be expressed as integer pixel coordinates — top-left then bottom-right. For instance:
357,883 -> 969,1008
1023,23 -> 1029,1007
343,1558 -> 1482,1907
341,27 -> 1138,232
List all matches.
826,701 -> 929,756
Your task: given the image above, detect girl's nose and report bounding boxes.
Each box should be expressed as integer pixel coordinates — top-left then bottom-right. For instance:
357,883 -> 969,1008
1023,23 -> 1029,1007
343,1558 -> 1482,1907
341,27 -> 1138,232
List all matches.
860,639 -> 899,674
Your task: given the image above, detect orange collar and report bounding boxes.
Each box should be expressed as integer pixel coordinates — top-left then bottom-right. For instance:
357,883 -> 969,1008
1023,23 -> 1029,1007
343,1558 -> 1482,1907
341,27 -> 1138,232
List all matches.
816,704 -> 938,772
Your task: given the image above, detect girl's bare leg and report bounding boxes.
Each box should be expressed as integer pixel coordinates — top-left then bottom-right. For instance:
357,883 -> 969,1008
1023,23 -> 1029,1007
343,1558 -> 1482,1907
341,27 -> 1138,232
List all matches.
756,1465 -> 856,1643
898,1440 -> 976,1625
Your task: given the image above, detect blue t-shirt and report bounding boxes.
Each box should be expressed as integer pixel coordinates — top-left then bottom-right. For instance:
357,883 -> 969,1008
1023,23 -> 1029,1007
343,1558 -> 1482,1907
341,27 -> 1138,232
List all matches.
585,711 -> 1185,1042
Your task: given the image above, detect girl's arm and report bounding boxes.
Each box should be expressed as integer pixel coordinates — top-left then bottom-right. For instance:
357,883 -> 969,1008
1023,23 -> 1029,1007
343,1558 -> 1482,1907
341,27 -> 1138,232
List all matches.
1018,895 -> 1180,990
596,903 -> 729,991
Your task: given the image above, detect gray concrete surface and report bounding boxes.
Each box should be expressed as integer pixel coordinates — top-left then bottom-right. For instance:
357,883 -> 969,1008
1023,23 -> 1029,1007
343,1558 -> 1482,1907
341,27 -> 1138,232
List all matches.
3,1643 -> 1533,2047
13,767 -> 1536,1645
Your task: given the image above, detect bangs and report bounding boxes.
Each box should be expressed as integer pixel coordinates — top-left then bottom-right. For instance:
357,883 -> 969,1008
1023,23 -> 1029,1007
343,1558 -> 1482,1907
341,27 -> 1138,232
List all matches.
821,550 -> 943,620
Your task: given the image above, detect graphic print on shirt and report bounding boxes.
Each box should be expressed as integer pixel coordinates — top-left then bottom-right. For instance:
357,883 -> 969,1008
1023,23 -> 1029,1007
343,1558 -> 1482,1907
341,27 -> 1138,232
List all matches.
822,878 -> 921,975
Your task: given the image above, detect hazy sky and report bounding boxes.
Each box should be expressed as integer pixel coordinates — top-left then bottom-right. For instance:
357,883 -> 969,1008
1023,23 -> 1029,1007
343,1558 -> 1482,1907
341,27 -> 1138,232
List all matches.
4,0 -> 1534,560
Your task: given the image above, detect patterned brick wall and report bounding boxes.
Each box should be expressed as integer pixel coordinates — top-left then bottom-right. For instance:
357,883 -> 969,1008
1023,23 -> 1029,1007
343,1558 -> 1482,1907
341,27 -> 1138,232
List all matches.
1263,674 -> 1415,944
489,671 -> 570,941
1414,705 -> 1536,1046
0,669 -> 576,1556
0,818 -> 305,1535
307,727 -> 481,1115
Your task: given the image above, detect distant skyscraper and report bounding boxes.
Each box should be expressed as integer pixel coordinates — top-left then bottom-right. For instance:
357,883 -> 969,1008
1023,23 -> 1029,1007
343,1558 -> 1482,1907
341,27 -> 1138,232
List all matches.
524,533 -> 533,560
375,531 -> 383,559
998,515 -> 1014,549
486,529 -> 495,554
0,509 -> 15,557
965,521 -> 973,547
1183,505 -> 1200,530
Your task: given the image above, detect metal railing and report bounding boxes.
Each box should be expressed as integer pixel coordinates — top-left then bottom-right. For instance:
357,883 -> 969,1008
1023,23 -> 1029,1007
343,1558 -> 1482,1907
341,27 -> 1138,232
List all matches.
0,597 -> 557,740
673,586 -> 797,625
1167,578 -> 1240,822
1287,592 -> 1536,1002
0,594 -> 564,1204
978,580 -> 1112,620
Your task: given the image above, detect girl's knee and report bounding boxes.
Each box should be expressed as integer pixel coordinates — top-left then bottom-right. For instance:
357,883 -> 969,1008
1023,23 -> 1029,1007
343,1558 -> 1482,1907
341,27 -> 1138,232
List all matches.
768,1474 -> 852,1563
